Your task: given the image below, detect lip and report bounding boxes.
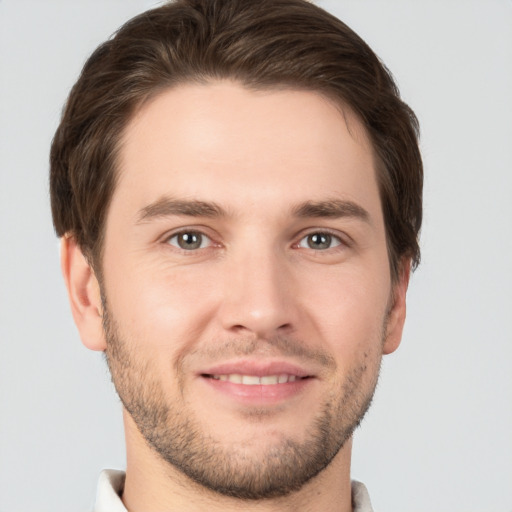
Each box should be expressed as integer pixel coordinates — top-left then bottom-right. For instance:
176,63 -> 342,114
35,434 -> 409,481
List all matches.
198,359 -> 316,405
200,360 -> 313,379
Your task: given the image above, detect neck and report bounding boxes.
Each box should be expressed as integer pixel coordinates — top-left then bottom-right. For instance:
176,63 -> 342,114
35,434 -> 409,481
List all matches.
121,411 -> 354,512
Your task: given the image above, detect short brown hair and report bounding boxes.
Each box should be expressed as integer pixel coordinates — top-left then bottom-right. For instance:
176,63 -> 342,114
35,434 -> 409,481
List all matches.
50,0 -> 422,280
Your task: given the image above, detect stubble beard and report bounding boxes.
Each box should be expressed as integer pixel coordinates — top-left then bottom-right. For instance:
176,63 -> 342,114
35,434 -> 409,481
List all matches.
102,304 -> 383,500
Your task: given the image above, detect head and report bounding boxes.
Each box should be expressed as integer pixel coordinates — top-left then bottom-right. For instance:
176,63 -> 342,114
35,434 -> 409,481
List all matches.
51,0 -> 422,502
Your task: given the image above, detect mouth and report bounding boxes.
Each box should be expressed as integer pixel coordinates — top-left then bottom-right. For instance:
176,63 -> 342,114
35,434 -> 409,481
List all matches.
203,373 -> 309,385
198,361 -> 315,404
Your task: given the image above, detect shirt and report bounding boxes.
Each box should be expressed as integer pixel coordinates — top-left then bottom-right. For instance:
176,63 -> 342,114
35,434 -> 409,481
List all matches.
92,469 -> 375,512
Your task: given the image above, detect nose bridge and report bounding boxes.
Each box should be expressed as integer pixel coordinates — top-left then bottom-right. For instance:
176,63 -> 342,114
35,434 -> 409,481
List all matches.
220,240 -> 296,336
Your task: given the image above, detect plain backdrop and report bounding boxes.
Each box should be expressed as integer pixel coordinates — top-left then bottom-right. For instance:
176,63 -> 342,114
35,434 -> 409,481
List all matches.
0,1 -> 511,511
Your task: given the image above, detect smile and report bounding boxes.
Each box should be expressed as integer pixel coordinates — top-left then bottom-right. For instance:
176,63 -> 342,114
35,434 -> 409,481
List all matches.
208,374 -> 305,385
199,365 -> 315,404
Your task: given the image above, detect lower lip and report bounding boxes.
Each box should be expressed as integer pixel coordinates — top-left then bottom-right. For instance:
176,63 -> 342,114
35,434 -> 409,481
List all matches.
200,376 -> 313,405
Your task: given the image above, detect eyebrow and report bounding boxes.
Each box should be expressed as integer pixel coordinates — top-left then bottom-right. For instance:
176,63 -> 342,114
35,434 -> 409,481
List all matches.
136,197 -> 370,224
292,199 -> 371,223
137,197 -> 227,223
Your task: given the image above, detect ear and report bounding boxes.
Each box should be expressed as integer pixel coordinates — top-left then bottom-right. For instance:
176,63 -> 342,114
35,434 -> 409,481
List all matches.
382,258 -> 411,355
60,236 -> 106,351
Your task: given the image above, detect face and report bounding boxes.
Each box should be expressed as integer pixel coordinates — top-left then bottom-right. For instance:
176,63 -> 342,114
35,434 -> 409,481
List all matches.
92,82 -> 406,498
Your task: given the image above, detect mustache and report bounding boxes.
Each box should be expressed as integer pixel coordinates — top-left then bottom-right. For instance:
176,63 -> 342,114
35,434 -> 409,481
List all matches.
100,300 -> 337,374
186,336 -> 337,371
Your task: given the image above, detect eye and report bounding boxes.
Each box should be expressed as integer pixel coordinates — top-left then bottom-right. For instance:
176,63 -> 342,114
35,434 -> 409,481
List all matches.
167,231 -> 212,250
298,232 -> 342,250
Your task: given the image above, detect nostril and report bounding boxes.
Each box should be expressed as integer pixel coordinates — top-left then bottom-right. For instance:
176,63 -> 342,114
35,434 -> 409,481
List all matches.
230,324 -> 249,333
229,322 -> 293,336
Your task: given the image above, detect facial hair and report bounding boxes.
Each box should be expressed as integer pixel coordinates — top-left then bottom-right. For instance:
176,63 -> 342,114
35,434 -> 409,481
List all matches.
102,300 -> 384,500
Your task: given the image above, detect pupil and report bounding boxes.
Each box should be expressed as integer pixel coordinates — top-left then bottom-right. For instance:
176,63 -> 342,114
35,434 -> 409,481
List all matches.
308,233 -> 331,250
179,232 -> 201,249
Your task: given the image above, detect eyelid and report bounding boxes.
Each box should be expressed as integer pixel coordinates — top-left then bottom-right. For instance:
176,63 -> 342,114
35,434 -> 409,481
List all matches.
168,232 -> 211,250
294,228 -> 351,250
161,226 -> 220,250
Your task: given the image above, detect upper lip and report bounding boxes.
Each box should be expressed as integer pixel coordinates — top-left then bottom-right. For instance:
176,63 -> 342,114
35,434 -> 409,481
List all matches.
199,359 -> 314,378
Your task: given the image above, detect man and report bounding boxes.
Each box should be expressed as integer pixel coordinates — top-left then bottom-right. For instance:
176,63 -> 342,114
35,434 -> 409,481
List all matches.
50,0 -> 422,510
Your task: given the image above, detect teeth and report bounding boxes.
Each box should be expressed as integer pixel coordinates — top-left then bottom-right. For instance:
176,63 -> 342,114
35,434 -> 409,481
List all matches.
210,374 -> 302,385
242,375 -> 260,385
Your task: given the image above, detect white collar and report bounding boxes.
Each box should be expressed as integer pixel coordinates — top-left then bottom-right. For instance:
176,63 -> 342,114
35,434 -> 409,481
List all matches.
92,469 -> 126,512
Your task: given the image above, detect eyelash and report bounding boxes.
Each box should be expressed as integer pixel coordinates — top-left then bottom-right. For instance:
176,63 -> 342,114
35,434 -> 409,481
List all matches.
295,230 -> 346,251
165,230 -> 216,251
163,228 -> 349,253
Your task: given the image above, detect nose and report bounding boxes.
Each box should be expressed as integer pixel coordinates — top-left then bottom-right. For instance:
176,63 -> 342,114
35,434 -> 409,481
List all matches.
219,249 -> 299,338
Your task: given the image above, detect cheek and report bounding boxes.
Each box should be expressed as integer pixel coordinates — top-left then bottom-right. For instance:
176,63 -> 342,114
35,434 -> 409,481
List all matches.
299,263 -> 390,357
103,257 -> 219,353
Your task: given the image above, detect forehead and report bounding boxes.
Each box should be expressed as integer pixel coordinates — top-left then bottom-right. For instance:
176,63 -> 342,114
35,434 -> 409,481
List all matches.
113,81 -> 380,221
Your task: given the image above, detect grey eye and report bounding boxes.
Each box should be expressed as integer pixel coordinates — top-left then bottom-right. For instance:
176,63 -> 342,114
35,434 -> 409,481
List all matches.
299,232 -> 341,250
168,231 -> 210,250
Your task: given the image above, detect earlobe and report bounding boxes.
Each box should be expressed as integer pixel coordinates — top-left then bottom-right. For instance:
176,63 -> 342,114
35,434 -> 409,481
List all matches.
382,259 -> 411,355
60,236 -> 106,351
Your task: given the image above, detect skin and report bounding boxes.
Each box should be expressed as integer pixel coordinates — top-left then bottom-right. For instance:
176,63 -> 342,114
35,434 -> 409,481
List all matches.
62,81 -> 409,512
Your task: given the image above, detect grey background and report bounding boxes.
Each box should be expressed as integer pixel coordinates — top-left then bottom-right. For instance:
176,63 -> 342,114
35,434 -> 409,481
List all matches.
1,1 -> 511,511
